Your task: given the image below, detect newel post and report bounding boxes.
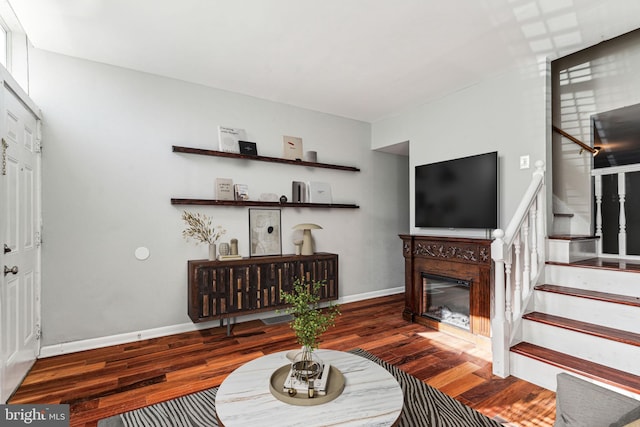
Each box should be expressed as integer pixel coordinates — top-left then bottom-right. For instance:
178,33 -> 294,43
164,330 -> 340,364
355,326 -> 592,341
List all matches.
491,229 -> 510,377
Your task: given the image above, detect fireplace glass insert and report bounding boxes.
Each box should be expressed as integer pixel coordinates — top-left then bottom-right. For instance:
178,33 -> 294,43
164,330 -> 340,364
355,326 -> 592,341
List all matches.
421,272 -> 471,331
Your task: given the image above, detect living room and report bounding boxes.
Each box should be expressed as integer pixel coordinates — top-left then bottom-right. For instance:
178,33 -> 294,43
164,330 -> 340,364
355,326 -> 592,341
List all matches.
2,1 -> 640,426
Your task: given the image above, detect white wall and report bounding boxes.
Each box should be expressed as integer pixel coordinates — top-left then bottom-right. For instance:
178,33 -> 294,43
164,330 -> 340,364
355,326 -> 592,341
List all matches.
29,49 -> 409,347
373,62 -> 548,237
552,30 -> 640,235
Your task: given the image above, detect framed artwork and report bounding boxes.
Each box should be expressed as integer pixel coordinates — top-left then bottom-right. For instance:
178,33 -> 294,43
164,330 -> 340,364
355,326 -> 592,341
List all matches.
249,209 -> 282,257
239,141 -> 258,156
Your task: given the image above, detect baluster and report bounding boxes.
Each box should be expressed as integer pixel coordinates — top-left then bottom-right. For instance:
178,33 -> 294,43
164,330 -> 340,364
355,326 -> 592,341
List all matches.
536,188 -> 545,274
530,198 -> 538,277
594,174 -> 603,255
522,213 -> 531,299
505,255 -> 513,324
513,234 -> 522,321
618,172 -> 627,256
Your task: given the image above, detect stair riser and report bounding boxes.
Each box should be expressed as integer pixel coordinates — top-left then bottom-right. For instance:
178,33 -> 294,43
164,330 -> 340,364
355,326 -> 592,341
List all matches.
522,320 -> 640,375
547,239 -> 597,263
545,264 -> 640,297
534,291 -> 640,334
509,352 -> 640,400
510,351 -> 567,391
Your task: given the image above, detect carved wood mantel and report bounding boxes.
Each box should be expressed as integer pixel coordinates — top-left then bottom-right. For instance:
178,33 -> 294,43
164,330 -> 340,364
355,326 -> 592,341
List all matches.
399,235 -> 493,338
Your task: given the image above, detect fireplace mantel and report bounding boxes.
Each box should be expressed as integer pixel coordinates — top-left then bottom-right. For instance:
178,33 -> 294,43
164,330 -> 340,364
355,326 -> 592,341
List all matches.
399,235 -> 493,340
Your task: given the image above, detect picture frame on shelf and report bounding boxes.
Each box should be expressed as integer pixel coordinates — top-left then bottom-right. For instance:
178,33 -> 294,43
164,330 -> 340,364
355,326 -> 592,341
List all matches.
249,208 -> 282,257
307,181 -> 332,203
239,141 -> 258,156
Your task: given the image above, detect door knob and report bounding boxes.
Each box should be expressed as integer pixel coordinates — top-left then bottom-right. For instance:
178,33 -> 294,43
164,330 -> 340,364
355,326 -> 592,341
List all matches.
4,265 -> 18,276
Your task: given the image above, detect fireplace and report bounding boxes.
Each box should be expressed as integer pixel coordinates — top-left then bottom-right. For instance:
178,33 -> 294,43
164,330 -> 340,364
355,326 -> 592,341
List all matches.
400,235 -> 492,339
421,273 -> 471,331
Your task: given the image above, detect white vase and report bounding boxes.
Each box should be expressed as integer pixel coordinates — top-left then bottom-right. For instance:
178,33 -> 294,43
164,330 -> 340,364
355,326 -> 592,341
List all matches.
208,243 -> 216,260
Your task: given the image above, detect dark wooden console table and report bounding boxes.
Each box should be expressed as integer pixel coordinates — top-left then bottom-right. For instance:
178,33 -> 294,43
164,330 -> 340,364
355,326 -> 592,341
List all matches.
399,235 -> 492,339
188,253 -> 338,333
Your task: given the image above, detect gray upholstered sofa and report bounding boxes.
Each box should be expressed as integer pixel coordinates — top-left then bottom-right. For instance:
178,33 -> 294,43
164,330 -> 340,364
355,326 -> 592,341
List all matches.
555,373 -> 640,427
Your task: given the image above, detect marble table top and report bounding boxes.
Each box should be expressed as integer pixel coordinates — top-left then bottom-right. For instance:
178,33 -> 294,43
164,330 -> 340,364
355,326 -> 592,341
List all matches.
215,349 -> 404,426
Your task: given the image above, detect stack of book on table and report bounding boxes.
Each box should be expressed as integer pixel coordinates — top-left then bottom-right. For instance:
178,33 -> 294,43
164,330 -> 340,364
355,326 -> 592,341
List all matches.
283,363 -> 330,396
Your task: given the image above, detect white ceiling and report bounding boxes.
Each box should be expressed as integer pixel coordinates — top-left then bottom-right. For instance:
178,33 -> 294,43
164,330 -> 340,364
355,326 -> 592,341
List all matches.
8,0 -> 640,123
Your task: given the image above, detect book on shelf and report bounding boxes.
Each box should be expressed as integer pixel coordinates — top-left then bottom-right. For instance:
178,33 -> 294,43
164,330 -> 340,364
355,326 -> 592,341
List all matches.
218,254 -> 243,261
283,363 -> 330,396
215,178 -> 234,201
283,135 -> 303,160
234,184 -> 249,201
218,126 -> 246,153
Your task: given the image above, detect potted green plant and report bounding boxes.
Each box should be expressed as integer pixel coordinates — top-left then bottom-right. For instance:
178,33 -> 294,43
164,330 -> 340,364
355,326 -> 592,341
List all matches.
280,279 -> 340,382
181,210 -> 226,260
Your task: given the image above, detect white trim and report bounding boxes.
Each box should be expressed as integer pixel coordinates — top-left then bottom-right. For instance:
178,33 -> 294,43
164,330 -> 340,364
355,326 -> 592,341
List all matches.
0,66 -> 40,118
39,287 -> 405,358
339,286 -> 404,304
591,163 -> 640,176
598,253 -> 640,261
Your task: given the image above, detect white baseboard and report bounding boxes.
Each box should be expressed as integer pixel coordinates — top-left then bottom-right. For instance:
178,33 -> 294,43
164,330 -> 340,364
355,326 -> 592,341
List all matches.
38,286 -> 405,358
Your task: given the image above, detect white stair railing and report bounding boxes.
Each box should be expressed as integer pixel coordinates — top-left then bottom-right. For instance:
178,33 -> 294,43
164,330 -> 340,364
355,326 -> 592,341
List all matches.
491,161 -> 546,377
592,164 -> 640,258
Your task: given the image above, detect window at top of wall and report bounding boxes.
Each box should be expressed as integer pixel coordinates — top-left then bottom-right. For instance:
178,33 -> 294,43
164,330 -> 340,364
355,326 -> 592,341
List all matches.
0,23 -> 6,68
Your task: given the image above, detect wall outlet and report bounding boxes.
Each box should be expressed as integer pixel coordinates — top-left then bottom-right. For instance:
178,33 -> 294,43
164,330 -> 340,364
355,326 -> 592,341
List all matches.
520,155 -> 530,169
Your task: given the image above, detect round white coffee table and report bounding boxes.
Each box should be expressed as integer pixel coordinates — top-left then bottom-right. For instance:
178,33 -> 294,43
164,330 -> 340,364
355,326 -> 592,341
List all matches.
215,349 -> 404,426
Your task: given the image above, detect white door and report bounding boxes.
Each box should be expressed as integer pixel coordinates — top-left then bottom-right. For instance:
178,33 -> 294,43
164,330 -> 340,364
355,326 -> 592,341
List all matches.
0,82 -> 41,403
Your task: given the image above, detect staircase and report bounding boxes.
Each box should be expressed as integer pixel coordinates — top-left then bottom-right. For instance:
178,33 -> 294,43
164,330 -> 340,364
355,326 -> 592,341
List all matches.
490,163 -> 640,400
509,240 -> 640,399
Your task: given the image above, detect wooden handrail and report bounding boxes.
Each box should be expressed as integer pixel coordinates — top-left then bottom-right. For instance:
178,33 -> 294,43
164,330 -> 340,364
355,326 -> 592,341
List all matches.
552,126 -> 599,155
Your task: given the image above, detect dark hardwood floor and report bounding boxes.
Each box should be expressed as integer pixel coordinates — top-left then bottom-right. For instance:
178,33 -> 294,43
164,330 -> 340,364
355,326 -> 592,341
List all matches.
9,294 -> 556,426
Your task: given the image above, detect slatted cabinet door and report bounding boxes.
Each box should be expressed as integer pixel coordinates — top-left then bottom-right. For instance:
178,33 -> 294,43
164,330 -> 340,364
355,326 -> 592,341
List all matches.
188,253 -> 338,323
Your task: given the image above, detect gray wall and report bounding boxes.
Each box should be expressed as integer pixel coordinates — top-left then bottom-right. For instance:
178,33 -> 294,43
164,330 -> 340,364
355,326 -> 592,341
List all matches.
30,49 -> 409,348
372,61 -> 549,237
552,29 -> 640,235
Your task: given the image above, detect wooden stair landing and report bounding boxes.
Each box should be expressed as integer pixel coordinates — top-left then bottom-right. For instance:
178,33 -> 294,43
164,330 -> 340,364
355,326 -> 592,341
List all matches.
511,342 -> 640,396
523,312 -> 640,347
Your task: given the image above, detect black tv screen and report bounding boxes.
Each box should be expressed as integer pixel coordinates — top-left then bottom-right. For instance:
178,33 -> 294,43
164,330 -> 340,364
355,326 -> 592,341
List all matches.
415,151 -> 498,229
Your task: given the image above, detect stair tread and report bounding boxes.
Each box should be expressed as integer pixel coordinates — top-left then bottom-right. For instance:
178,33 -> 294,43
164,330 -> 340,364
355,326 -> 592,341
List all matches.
523,312 -> 640,347
547,258 -> 640,273
511,342 -> 640,395
547,234 -> 596,240
536,284 -> 640,308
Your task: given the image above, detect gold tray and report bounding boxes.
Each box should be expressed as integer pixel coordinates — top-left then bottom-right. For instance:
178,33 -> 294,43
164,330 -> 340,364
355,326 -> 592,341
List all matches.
269,364 -> 345,406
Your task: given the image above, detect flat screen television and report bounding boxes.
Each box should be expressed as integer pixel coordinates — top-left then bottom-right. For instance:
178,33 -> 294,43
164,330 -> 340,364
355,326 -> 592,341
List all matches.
415,151 -> 498,229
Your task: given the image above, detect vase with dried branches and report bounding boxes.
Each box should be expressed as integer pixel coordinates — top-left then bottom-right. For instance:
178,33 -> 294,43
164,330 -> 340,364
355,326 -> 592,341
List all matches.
181,211 -> 226,260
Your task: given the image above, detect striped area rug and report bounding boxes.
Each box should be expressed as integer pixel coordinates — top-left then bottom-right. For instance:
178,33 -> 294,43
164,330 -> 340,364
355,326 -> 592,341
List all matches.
98,349 -> 503,427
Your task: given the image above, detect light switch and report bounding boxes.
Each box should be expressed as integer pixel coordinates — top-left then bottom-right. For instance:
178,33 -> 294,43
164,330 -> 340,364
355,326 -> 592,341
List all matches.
520,155 -> 530,169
